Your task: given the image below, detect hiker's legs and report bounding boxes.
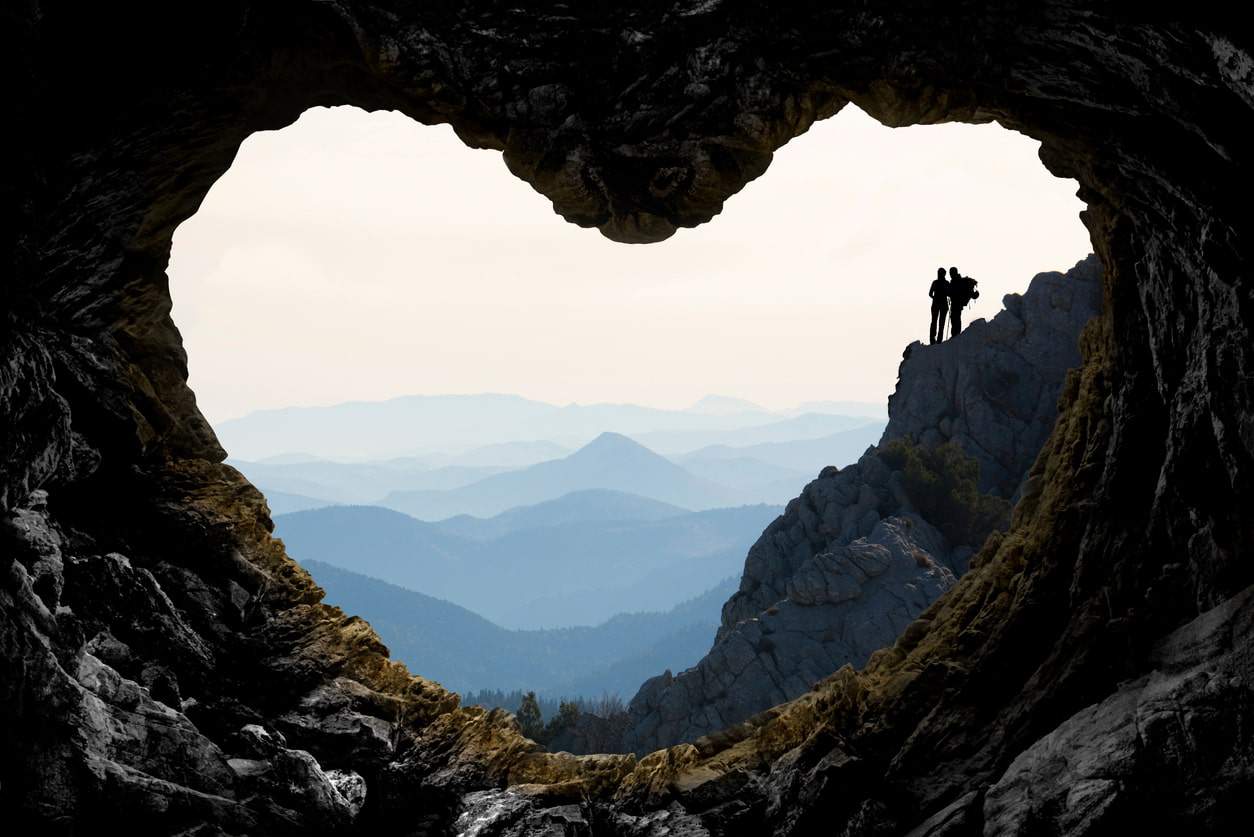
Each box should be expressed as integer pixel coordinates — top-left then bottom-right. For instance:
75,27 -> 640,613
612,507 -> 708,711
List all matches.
950,307 -> 963,337
930,304 -> 947,343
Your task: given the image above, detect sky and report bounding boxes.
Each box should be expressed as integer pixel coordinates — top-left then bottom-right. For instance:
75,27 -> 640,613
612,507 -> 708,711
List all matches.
169,105 -> 1093,425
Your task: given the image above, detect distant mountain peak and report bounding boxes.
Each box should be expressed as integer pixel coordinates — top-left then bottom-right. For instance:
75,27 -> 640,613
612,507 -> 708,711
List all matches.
572,432 -> 680,466
689,395 -> 767,415
580,431 -> 649,452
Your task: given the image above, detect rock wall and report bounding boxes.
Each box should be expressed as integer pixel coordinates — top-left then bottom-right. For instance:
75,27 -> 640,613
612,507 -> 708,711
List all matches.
621,256 -> 1101,755
980,581 -> 1254,834
3,4 -> 1253,835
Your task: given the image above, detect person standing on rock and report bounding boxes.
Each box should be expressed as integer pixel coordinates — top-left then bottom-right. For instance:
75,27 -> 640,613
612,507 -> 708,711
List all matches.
947,266 -> 980,337
929,267 -> 950,344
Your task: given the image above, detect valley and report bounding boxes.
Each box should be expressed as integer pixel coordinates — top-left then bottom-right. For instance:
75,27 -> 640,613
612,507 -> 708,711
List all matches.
226,396 -> 883,706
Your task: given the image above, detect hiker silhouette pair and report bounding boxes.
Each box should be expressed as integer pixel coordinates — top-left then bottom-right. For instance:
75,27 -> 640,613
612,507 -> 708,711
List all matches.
929,267 -> 980,344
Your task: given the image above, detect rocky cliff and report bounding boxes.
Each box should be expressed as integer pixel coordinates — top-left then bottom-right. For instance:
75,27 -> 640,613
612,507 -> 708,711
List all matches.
3,4 -> 1253,836
883,255 -> 1105,499
621,256 -> 1102,754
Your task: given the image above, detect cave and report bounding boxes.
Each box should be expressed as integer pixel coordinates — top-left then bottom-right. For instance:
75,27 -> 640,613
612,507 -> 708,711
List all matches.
3,5 -> 1252,836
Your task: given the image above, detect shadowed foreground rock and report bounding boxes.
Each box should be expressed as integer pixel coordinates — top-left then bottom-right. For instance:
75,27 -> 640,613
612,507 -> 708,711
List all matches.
982,583 -> 1254,834
3,4 -> 1253,836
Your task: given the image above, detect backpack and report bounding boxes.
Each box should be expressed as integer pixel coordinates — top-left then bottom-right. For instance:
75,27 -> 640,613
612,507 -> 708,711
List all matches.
952,276 -> 978,306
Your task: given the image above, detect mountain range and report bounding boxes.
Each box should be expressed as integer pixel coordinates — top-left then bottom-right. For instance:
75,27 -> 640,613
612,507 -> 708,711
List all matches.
303,559 -> 737,697
231,459 -> 509,505
676,423 -> 884,473
434,489 -> 686,541
217,392 -> 883,461
232,423 -> 882,518
377,432 -> 746,520
632,412 -> 877,454
275,494 -> 781,628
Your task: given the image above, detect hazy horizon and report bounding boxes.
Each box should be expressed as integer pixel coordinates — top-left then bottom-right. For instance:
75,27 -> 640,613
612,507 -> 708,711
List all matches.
170,104 -> 1092,425
217,389 -> 883,423
216,390 -> 887,462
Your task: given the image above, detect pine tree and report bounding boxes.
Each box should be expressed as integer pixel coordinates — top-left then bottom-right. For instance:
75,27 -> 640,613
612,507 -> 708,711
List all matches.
516,691 -> 544,741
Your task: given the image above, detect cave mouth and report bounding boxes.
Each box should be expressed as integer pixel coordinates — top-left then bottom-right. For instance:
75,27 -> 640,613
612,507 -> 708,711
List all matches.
165,101 -> 1092,749
9,8 -> 1252,834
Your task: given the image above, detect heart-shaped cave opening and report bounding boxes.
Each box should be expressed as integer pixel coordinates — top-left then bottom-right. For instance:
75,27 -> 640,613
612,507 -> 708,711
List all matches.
164,102 -> 1093,768
9,9 -> 1253,836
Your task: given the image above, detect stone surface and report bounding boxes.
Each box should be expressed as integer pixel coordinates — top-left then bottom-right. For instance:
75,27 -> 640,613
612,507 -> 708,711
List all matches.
621,257 -> 1099,755
983,583 -> 1254,835
884,255 -> 1103,497
3,5 -> 1254,836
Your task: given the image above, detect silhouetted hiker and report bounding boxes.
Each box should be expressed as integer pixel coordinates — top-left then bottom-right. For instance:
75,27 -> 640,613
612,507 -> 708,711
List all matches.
947,266 -> 980,337
929,267 -> 950,344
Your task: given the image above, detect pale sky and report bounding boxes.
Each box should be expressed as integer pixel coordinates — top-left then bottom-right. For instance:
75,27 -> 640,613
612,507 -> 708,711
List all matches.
169,105 -> 1092,425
